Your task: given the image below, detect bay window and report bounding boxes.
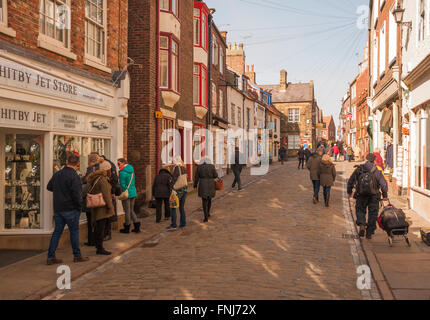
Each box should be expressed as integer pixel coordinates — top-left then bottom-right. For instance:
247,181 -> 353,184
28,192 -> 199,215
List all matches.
159,34 -> 179,92
85,0 -> 107,64
193,4 -> 208,50
160,0 -> 179,18
193,63 -> 207,108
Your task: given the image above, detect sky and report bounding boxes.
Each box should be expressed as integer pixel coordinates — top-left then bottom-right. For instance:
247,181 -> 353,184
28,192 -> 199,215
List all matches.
205,0 -> 369,128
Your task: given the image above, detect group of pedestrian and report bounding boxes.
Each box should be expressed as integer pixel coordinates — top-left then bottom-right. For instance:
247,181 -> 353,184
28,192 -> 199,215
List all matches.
46,153 -> 139,265
306,149 -> 336,207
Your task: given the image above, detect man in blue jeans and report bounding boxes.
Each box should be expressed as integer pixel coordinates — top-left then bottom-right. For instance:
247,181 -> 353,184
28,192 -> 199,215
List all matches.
46,154 -> 89,265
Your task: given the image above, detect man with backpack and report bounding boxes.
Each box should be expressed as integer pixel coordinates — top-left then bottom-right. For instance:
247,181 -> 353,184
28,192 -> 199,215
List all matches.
347,153 -> 389,239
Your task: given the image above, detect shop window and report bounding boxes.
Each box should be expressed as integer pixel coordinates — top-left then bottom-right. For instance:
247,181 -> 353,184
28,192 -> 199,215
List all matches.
53,135 -> 111,177
85,0 -> 107,64
4,134 -> 42,230
39,0 -> 70,48
159,34 -> 179,92
288,135 -> 300,150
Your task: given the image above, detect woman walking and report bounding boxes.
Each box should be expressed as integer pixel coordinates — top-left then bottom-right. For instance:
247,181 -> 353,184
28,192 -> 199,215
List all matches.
194,157 -> 218,223
319,154 -> 336,208
86,160 -> 115,255
117,158 -> 140,233
167,156 -> 188,231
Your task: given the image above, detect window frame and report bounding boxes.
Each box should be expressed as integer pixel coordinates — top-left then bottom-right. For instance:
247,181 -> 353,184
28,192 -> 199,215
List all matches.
160,0 -> 179,19
211,82 -> 217,114
288,135 -> 300,150
193,63 -> 207,108
219,88 -> 223,118
193,4 -> 208,51
84,0 -> 108,66
231,103 -> 236,126
0,0 -> 16,37
288,108 -> 300,123
159,33 -> 180,93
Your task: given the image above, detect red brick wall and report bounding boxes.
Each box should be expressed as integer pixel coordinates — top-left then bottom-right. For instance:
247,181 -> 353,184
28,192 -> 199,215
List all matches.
211,26 -> 227,122
1,0 -> 128,79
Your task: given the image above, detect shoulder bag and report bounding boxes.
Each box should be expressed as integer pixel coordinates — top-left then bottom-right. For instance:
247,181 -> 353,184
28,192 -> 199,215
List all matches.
173,166 -> 188,190
118,172 -> 134,201
86,177 -> 106,208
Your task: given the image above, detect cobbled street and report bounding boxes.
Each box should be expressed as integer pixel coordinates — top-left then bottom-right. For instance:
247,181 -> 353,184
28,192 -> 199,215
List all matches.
46,161 -> 377,300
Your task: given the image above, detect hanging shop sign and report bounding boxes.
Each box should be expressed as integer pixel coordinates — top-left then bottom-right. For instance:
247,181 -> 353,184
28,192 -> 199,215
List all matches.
0,56 -> 111,108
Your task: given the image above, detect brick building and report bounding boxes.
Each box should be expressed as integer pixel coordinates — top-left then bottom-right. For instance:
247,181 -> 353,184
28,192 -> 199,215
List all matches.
261,71 -> 318,157
322,116 -> 336,142
0,0 -> 129,249
356,45 -> 370,157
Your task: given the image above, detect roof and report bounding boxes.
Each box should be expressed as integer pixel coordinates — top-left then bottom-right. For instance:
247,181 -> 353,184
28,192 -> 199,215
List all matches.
323,116 -> 334,127
260,83 -> 313,103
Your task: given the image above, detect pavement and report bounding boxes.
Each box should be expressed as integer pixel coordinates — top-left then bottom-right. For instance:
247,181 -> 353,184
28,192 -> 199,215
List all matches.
1,159 -> 430,300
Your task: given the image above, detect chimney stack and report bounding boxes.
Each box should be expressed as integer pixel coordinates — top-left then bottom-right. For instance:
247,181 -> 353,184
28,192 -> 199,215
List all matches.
245,64 -> 256,83
220,31 -> 228,42
280,69 -> 287,91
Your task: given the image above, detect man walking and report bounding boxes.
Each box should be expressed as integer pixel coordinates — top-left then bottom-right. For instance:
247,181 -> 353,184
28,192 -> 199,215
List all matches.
347,153 -> 389,239
297,145 -> 305,170
46,154 -> 89,265
304,147 -> 312,165
231,147 -> 245,191
307,149 -> 323,204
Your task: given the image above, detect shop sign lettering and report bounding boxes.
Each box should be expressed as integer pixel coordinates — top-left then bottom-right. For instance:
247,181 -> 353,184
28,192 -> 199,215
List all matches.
0,56 -> 110,107
0,106 -> 50,128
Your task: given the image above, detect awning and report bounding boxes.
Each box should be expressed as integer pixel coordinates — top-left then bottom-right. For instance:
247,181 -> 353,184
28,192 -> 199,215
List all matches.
380,108 -> 393,134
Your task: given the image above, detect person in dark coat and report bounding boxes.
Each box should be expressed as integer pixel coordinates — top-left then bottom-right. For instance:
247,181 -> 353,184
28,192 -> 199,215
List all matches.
46,154 -> 89,265
279,145 -> 287,165
168,156 -> 188,231
297,145 -> 305,169
231,147 -> 245,191
347,153 -> 389,239
194,157 -> 218,222
304,147 -> 312,165
152,168 -> 174,223
82,153 -> 100,246
307,149 -> 323,204
319,154 -> 336,207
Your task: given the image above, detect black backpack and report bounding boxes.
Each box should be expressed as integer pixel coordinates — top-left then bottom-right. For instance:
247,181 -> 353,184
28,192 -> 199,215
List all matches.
356,165 -> 378,196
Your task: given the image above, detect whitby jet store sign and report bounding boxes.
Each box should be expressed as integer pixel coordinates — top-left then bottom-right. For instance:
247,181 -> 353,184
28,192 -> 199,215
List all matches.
0,56 -> 109,107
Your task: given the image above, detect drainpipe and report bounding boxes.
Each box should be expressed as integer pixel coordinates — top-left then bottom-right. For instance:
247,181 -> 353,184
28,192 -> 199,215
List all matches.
207,14 -> 213,130
155,0 -> 160,173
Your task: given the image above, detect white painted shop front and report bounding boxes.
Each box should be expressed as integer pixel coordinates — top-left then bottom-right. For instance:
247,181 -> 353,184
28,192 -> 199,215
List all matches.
0,51 -> 128,243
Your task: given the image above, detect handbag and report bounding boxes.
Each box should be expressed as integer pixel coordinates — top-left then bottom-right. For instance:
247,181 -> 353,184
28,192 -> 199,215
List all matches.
215,178 -> 224,191
173,166 -> 188,190
118,173 -> 134,201
86,177 -> 106,208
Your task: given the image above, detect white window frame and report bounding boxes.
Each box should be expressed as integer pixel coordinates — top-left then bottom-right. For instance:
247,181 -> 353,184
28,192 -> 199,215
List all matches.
373,34 -> 378,86
219,48 -> 224,73
231,103 -> 236,126
288,108 -> 300,123
212,82 -> 217,112
373,0 -> 379,28
0,0 -> 16,37
288,135 -> 300,150
388,5 -> 397,66
417,0 -> 426,42
84,0 -> 110,72
379,22 -> 386,78
237,107 -> 242,127
219,89 -> 223,117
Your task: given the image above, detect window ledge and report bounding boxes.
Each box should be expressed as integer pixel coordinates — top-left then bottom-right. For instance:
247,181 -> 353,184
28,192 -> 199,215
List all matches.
84,56 -> 112,73
37,34 -> 77,60
0,23 -> 16,38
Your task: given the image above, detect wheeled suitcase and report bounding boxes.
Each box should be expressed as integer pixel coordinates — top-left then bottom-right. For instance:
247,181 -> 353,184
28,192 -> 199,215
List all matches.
377,201 -> 410,247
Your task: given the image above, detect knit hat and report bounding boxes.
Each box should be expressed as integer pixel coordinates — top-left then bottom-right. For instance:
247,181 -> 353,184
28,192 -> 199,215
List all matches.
366,153 -> 376,162
99,159 -> 111,171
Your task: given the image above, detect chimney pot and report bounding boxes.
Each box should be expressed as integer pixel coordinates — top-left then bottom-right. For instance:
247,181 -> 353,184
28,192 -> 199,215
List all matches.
239,43 -> 244,49
234,43 -> 237,50
251,64 -> 254,72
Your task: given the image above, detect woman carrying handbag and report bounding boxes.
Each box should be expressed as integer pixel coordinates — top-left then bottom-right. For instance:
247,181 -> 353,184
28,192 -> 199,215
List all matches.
86,160 -> 115,255
117,158 -> 140,233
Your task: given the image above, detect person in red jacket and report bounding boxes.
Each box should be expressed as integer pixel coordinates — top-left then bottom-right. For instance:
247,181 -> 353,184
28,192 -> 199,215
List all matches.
373,148 -> 384,169
333,144 -> 340,162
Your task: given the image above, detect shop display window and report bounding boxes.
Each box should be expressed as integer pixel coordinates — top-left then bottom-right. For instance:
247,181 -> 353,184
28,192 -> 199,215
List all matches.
4,134 -> 42,229
53,135 -> 111,177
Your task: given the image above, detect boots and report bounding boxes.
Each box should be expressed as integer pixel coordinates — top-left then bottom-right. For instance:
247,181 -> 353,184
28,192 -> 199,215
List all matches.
325,192 -> 330,207
131,222 -> 141,233
119,224 -> 130,234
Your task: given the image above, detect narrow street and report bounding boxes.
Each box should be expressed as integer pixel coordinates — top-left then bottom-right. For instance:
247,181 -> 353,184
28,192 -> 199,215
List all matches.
45,161 -> 378,300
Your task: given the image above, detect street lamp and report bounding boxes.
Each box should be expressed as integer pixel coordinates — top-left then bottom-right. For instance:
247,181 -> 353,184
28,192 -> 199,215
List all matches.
392,4 -> 404,24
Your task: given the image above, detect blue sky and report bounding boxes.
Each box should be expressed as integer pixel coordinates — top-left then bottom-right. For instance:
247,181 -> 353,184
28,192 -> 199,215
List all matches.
205,0 -> 369,127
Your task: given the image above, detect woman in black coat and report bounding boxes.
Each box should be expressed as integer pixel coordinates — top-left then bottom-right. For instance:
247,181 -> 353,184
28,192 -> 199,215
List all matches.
152,168 -> 174,223
194,158 -> 218,222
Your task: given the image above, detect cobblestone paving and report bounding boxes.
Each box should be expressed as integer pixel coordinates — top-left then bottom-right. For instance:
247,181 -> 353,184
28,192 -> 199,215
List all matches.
58,162 -> 365,300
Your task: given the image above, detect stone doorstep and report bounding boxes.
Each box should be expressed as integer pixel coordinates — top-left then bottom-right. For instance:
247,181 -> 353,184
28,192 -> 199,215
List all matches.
2,162 -> 285,300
